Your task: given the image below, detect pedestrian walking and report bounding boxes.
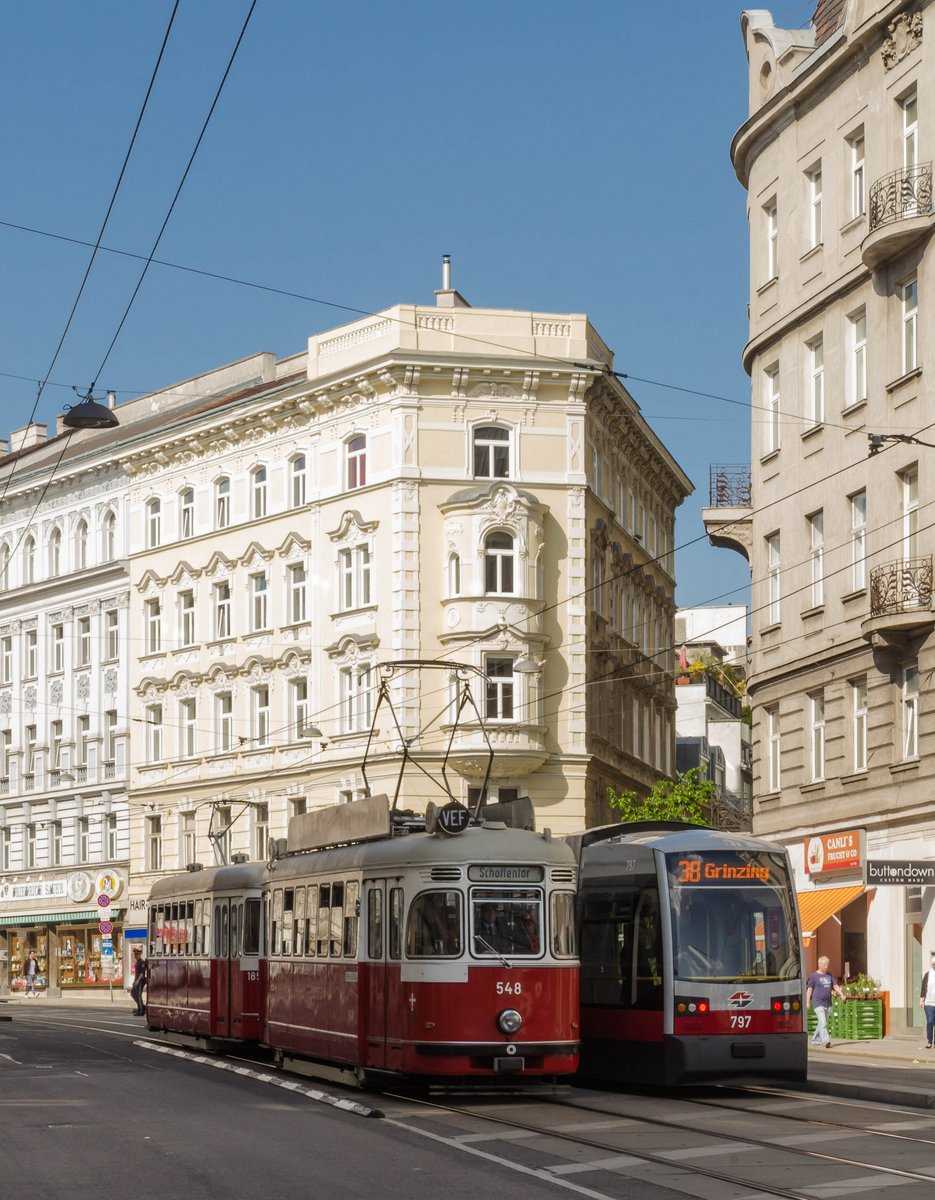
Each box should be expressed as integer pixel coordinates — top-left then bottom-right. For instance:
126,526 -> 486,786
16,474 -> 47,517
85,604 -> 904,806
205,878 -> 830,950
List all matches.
130,947 -> 147,1016
23,950 -> 39,997
806,955 -> 845,1048
919,952 -> 935,1048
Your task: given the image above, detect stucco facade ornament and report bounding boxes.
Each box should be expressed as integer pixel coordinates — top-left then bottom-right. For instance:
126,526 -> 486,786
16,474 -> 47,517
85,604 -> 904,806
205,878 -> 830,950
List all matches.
0,691 -> 12,714
24,686 -> 37,710
882,12 -> 922,69
50,680 -> 64,704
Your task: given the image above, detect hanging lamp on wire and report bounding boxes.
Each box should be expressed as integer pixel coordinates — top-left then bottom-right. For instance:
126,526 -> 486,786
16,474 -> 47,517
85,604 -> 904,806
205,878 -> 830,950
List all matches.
62,387 -> 120,430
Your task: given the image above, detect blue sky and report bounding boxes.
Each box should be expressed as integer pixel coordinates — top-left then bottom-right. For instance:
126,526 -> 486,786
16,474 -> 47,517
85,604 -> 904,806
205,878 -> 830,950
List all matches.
0,1 -> 816,610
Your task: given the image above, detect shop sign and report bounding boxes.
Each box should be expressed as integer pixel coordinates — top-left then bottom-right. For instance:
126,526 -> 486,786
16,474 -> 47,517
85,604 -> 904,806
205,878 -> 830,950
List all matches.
95,870 -> 122,899
804,828 -> 865,876
0,879 -> 67,902
867,860 -> 935,886
67,872 -> 94,903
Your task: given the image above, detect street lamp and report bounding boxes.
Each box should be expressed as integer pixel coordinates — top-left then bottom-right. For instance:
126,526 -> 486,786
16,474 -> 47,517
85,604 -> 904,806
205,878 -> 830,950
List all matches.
61,389 -> 119,431
868,432 -> 935,456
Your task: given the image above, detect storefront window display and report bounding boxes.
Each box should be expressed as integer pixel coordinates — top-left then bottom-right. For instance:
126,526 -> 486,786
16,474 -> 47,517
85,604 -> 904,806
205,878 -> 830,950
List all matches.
59,927 -> 124,987
9,932 -> 49,992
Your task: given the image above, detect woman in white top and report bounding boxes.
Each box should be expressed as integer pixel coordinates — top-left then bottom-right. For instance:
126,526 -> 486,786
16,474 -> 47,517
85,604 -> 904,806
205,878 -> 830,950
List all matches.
919,954 -> 935,1048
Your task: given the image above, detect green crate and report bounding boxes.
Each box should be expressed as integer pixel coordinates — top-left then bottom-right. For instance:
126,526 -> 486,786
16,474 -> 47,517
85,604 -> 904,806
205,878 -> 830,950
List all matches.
808,998 -> 881,1039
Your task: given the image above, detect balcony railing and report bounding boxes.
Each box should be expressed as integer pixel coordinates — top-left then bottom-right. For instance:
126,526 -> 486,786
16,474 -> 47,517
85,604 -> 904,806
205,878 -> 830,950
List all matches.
869,556 -> 933,617
869,163 -> 933,231
708,464 -> 751,508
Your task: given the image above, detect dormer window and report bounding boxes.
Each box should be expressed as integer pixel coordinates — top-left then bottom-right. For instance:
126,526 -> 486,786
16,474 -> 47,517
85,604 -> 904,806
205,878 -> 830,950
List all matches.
473,426 -> 510,479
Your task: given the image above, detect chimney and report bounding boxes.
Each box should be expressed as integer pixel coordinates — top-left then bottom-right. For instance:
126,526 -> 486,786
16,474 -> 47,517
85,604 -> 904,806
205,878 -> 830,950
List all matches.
10,423 -> 48,453
435,254 -> 471,309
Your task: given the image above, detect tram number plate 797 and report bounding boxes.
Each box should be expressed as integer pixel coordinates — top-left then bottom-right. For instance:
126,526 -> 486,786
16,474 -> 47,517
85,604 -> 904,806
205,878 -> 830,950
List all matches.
730,1014 -> 752,1029
496,981 -> 522,995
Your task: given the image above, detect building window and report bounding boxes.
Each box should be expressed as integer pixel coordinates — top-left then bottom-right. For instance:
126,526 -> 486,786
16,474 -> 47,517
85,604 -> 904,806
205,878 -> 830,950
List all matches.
765,198 -> 778,280
902,467 -> 919,560
50,720 -> 63,769
179,590 -> 195,646
808,511 -> 824,608
214,805 -> 232,864
146,704 -> 163,762
766,705 -> 780,792
23,536 -> 34,584
901,278 -> 918,374
102,511 -> 116,561
50,820 -> 62,867
447,552 -> 461,598
216,692 -> 233,753
147,815 -> 162,871
850,490 -> 867,591
106,814 -> 117,859
251,466 -> 267,519
145,600 -> 162,654
485,657 -> 516,721
0,544 -> 8,589
809,692 -> 825,782
849,131 -> 865,219
254,803 -> 269,862
181,811 -> 196,868
340,665 -> 372,733
288,564 -> 306,624
765,366 -> 780,454
290,678 -> 308,740
105,709 -> 118,764
473,426 -> 511,478
24,629 -> 37,678
24,725 -> 36,775
76,716 -> 89,766
1,636 -> 12,685
807,164 -> 822,247
848,308 -> 867,408
103,610 -> 118,661
339,546 -> 371,611
26,823 -> 37,868
806,336 -> 824,427
290,455 -> 307,508
0,825 -> 9,870
346,435 -> 367,490
903,662 -> 920,759
75,519 -> 88,569
484,531 -> 515,594
215,477 -> 231,529
51,622 -> 65,671
252,685 -> 270,746
146,499 -> 161,548
214,582 -> 231,640
180,488 -> 194,539
48,528 -> 61,577
766,532 -> 781,625
79,816 -> 90,864
180,699 -> 197,758
903,90 -> 918,169
251,573 -> 268,631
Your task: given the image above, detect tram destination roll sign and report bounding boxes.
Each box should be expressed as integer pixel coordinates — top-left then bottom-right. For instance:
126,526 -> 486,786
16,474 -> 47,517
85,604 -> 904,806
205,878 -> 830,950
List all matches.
866,860 -> 935,886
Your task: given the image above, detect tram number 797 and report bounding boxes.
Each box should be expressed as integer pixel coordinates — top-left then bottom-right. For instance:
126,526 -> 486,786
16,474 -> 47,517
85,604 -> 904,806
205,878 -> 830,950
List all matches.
730,1014 -> 752,1029
496,981 -> 523,995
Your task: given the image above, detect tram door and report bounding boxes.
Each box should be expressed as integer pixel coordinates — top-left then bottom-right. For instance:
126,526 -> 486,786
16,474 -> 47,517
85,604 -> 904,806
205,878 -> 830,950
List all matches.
213,898 -> 232,1036
364,880 -> 405,1072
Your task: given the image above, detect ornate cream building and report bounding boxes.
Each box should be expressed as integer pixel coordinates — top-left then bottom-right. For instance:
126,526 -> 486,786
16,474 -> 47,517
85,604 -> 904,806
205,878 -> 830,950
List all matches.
708,1 -> 935,1030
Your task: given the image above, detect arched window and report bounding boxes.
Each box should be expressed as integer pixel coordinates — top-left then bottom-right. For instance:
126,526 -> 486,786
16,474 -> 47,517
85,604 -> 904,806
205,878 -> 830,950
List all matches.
290,455 -> 307,508
179,488 -> 194,539
0,543 -> 9,590
448,552 -> 461,598
473,426 -> 510,479
23,535 -> 35,584
101,511 -> 116,562
215,478 -> 230,529
347,435 -> 366,490
251,466 -> 267,519
75,520 -> 88,570
484,531 -> 514,594
48,528 -> 61,577
146,499 -> 161,548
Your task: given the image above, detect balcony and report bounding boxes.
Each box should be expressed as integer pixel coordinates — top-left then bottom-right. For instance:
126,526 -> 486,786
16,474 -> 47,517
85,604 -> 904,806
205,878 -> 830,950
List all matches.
443,722 -> 549,779
861,163 -> 934,269
702,464 -> 751,562
862,556 -> 935,645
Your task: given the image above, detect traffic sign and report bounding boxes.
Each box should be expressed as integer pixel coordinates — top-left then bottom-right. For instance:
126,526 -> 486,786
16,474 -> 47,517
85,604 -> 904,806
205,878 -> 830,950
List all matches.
97,894 -> 111,908
99,920 -> 113,935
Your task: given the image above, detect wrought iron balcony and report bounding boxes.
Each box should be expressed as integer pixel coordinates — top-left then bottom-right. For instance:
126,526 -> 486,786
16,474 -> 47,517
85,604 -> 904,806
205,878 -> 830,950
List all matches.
863,556 -> 935,645
862,163 -> 933,269
708,464 -> 751,508
703,465 -> 751,562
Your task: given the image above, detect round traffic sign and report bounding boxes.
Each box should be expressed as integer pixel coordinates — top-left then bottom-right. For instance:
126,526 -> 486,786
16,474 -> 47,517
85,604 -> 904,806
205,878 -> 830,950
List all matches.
97,894 -> 111,908
99,920 -> 113,935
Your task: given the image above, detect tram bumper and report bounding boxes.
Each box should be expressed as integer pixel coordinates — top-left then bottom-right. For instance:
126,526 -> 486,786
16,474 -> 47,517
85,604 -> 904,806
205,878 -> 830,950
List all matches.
665,1032 -> 808,1084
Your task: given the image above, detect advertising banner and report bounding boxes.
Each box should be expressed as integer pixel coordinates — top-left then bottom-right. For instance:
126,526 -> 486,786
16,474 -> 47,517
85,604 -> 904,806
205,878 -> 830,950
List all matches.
804,828 -> 865,876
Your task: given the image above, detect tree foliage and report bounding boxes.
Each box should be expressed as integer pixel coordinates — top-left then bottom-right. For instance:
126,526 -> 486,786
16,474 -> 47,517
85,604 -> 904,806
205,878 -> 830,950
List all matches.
607,768 -> 714,826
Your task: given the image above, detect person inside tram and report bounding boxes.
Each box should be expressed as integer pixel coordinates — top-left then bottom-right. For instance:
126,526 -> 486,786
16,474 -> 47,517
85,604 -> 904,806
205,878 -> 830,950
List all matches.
474,903 -> 514,955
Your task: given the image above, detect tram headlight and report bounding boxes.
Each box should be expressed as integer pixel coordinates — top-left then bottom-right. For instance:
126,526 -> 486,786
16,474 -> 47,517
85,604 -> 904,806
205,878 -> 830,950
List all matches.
497,1008 -> 523,1035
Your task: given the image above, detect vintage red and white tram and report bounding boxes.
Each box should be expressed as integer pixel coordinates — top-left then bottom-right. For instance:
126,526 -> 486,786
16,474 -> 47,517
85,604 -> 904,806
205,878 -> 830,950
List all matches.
568,823 -> 807,1085
146,863 -> 264,1043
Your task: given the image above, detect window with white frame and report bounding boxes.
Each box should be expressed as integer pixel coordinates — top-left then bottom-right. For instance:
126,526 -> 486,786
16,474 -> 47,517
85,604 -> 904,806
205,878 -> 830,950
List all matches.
146,704 -> 163,762
765,198 -> 778,279
339,546 -> 371,611
24,629 -> 37,677
214,804 -> 232,863
290,454 -> 307,508
848,307 -> 867,407
251,573 -> 268,631
901,278 -> 918,374
52,621 -> 65,671
254,803 -> 269,862
0,636 -> 10,684
215,477 -> 231,529
102,511 -> 116,562
181,811 -> 196,868
806,336 -> 824,427
288,564 -> 306,624
0,735 -> 7,779
0,825 -> 9,869
105,710 -> 117,763
47,528 -> 61,578
346,435 -> 366,490
78,816 -> 90,863
808,511 -> 824,608
485,657 -> 516,721
179,590 -> 195,646
106,814 -> 117,859
75,519 -> 88,569
76,716 -> 89,766
766,705 -> 780,792
807,164 -> 822,247
766,532 -> 781,625
252,685 -> 270,745
146,815 -> 162,871
902,466 -> 919,560
484,531 -> 515,594
339,665 -> 372,733
180,488 -> 194,539
50,720 -> 62,769
447,553 -> 461,598
850,490 -> 867,591
216,692 -> 233,753
50,820 -> 62,866
0,544 -> 9,589
473,426 -> 510,478
849,130 -> 865,219
23,536 -> 34,584
251,466 -> 267,519
180,698 -> 197,758
854,681 -> 868,772
765,366 -> 781,453
290,678 -> 308,739
903,90 -> 918,170
103,610 -> 118,661
809,691 -> 825,781
145,600 -> 162,654
24,725 -> 36,774
214,582 -> 231,639
146,499 -> 161,548
25,822 -> 36,868
903,662 -> 920,759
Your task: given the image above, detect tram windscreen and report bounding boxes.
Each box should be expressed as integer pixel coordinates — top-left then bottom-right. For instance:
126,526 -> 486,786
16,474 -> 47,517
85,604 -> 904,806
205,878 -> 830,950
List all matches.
666,851 -> 800,983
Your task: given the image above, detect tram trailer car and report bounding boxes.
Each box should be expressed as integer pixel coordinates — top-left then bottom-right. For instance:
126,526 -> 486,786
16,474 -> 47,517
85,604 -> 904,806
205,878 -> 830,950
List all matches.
264,806 -> 580,1085
146,863 -> 264,1045
567,823 -> 807,1086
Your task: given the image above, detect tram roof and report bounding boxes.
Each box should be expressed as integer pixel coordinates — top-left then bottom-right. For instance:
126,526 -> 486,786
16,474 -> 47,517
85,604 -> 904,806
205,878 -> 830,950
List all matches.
566,823 -> 788,865
148,862 -> 267,902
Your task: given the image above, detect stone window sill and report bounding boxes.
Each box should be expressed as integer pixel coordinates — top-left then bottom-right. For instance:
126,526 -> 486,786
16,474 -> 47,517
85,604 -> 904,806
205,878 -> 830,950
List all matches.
886,366 -> 923,394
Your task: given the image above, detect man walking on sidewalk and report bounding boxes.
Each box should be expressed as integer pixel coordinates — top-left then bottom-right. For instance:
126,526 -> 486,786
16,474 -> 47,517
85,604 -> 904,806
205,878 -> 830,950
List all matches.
807,955 -> 845,1048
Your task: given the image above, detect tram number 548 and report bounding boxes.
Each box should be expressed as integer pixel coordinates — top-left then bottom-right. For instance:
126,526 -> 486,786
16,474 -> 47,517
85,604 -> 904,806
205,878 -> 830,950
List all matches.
730,1014 -> 752,1029
496,981 -> 522,995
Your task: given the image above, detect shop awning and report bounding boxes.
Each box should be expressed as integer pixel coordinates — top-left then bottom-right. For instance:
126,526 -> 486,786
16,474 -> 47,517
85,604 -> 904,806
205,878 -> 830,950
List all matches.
0,908 -> 122,927
796,887 -> 864,937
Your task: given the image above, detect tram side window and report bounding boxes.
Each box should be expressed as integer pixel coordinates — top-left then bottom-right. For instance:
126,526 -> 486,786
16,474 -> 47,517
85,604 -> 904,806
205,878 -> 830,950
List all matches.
389,887 -> 403,960
294,886 -> 306,955
305,885 -> 318,957
407,891 -> 462,957
221,903 -> 230,960
243,898 -> 261,956
580,882 -> 662,1010
202,899 -> 211,958
193,900 -> 202,955
186,901 -> 195,955
281,888 -> 294,955
344,881 -> 359,957
317,886 -> 331,956
169,903 -> 179,954
231,901 -> 240,959
151,907 -> 161,955
271,889 -> 283,956
368,888 -> 383,960
330,882 -> 344,957
550,892 -> 577,958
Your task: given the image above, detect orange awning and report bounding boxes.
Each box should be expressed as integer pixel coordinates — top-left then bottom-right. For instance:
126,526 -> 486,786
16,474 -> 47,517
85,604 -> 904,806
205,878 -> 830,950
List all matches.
796,885 -> 865,937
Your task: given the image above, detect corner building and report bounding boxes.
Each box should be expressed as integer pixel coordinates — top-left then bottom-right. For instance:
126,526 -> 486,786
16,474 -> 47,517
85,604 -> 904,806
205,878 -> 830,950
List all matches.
122,288 -> 691,920
711,1 -> 935,1031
